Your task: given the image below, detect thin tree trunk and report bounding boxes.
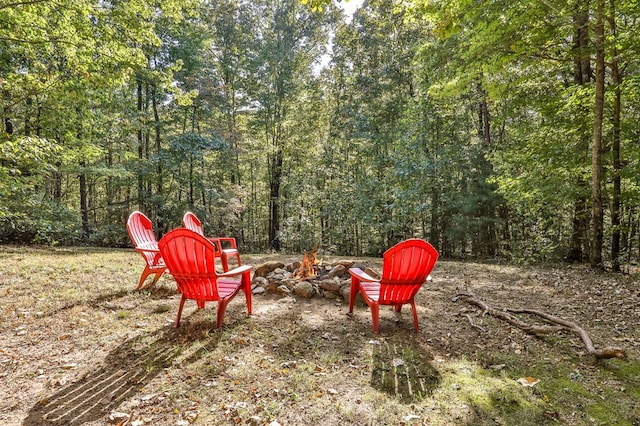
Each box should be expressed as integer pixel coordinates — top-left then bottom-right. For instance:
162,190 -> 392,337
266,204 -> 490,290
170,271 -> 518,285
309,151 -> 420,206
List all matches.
476,80 -> 496,257
591,0 -> 605,268
269,147 -> 282,251
566,2 -> 592,262
151,84 -> 164,230
77,108 -> 89,239
3,89 -> 13,135
137,78 -> 145,212
24,97 -> 32,136
608,0 -> 622,272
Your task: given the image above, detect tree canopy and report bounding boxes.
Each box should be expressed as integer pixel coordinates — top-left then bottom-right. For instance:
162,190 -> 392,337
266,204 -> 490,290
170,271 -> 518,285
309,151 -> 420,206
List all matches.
1,0 -> 639,268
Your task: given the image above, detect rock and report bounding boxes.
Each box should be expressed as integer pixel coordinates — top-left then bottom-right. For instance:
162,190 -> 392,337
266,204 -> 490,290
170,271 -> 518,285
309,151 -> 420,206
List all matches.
254,261 -> 285,278
251,276 -> 268,288
286,261 -> 301,272
317,278 -> 341,292
277,285 -> 291,295
325,264 -> 345,278
341,285 -> 365,306
267,271 -> 293,289
252,286 -> 266,295
293,281 -> 315,298
278,278 -> 296,291
266,280 -> 280,293
364,267 -> 380,279
331,259 -> 355,268
323,290 -> 340,300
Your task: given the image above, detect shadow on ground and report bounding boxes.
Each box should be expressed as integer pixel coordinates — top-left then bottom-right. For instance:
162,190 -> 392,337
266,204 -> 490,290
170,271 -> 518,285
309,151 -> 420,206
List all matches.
22,317 -> 223,425
370,335 -> 441,402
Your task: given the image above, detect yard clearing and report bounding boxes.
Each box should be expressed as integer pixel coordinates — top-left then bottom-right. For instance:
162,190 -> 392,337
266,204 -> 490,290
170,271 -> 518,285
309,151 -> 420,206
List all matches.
0,245 -> 638,425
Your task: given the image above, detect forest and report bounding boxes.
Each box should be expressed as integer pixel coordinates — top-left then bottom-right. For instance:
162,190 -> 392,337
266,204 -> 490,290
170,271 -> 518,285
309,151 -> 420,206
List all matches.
2,0 -> 639,268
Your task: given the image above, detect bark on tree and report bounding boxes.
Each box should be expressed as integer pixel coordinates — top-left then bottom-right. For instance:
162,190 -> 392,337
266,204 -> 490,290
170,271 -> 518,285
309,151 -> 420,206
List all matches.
566,1 -> 592,262
137,78 -> 145,212
591,0 -> 605,269
608,0 -> 622,272
269,148 -> 282,251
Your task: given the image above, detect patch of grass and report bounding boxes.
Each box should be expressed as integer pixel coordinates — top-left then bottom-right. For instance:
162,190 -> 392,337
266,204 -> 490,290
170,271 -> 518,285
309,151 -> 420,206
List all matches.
116,309 -> 130,319
152,304 -> 171,314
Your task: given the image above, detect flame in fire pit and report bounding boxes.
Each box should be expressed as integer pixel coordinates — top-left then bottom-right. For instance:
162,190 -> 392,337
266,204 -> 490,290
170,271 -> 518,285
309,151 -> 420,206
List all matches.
294,244 -> 320,280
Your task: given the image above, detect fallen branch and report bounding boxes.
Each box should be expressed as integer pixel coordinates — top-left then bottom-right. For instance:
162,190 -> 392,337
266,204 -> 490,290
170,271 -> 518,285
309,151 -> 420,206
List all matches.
456,290 -> 627,360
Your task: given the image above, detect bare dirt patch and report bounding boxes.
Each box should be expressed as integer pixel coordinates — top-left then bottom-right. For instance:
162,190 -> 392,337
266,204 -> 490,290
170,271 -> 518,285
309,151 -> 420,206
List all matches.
0,247 -> 638,425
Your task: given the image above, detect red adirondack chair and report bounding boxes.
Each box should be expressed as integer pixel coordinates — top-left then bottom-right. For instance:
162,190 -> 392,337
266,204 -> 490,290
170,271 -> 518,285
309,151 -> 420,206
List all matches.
348,239 -> 439,333
182,211 -> 241,272
158,228 -> 252,329
126,211 -> 167,289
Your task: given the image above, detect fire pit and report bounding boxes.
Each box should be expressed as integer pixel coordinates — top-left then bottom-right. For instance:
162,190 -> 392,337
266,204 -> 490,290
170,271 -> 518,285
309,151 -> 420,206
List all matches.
250,247 -> 377,302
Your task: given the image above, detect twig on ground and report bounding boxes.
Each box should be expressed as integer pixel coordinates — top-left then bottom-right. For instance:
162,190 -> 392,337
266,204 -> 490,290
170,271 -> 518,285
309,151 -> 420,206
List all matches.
464,313 -> 487,333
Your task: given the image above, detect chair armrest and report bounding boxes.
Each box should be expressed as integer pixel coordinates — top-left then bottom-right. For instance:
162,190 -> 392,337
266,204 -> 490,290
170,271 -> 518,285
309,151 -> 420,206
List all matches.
348,267 -> 379,282
218,264 -> 252,278
217,237 -> 237,249
135,243 -> 159,252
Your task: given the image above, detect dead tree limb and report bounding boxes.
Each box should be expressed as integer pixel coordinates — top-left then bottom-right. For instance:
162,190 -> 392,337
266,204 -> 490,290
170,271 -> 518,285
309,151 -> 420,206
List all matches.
455,290 -> 627,360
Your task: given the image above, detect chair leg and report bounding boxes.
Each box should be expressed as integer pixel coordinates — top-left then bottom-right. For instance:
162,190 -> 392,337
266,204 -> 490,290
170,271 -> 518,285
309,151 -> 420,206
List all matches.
242,271 -> 252,315
370,303 -> 380,333
410,300 -> 419,332
147,270 -> 164,288
394,304 -> 402,312
175,296 -> 187,328
137,266 -> 152,289
349,277 -> 359,313
216,298 -> 230,329
197,301 -> 205,309
137,266 -> 164,290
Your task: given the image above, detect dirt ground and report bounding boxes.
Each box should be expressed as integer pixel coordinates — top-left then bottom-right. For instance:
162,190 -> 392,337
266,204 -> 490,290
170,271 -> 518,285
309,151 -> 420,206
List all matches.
0,247 -> 638,425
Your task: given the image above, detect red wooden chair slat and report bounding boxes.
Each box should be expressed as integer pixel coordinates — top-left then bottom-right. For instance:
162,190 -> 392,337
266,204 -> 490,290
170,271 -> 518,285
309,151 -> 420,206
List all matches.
126,211 -> 167,289
158,228 -> 252,329
348,239 -> 439,333
182,211 -> 241,272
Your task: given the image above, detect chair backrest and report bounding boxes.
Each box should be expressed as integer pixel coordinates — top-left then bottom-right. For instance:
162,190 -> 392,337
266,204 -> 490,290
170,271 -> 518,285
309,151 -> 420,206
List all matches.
158,228 -> 222,300
378,239 -> 439,304
183,211 -> 205,236
127,211 -> 160,263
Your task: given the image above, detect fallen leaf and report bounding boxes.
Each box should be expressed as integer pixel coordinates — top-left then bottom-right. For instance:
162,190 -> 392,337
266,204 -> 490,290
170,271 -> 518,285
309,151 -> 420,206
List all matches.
516,376 -> 540,387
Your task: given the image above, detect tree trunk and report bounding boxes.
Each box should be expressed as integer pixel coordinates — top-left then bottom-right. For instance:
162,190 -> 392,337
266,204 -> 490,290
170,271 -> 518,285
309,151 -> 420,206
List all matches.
137,78 -> 145,212
151,84 -> 164,230
566,2 -> 592,262
24,97 -> 32,136
475,80 -> 497,257
79,166 -> 89,238
608,0 -> 622,272
77,108 -> 90,239
591,0 -> 605,269
269,147 -> 282,251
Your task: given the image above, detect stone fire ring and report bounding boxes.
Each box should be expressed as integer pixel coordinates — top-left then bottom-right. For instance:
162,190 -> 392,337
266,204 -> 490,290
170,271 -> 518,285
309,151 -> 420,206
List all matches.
250,260 -> 378,303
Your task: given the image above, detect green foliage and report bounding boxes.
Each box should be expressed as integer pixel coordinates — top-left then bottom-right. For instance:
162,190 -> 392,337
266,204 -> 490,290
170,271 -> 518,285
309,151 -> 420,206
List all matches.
1,0 -> 640,265
0,202 -> 80,245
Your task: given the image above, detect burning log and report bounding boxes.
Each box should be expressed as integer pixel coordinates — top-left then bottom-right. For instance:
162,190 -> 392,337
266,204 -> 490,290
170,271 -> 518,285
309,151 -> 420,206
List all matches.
293,244 -> 320,280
